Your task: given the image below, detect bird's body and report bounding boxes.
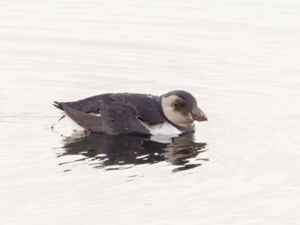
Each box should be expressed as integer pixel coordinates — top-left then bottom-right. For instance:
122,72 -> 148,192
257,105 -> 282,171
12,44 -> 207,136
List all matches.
54,90 -> 207,136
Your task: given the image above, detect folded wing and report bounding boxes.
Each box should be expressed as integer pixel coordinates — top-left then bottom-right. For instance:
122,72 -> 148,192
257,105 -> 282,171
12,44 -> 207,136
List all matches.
58,101 -> 150,136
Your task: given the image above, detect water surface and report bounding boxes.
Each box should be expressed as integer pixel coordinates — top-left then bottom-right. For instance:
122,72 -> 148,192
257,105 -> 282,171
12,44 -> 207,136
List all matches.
0,0 -> 300,224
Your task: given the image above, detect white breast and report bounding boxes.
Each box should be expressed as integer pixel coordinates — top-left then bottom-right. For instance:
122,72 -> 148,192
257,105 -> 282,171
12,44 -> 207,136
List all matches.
143,121 -> 182,136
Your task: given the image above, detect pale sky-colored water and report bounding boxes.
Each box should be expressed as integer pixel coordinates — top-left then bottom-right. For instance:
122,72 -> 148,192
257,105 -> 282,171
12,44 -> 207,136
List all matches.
0,0 -> 300,224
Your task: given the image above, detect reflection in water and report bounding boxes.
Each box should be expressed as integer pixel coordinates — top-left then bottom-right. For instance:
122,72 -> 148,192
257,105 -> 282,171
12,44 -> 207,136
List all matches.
58,131 -> 207,172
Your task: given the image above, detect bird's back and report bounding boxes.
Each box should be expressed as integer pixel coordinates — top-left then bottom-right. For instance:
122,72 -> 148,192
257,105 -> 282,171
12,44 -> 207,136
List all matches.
54,93 -> 167,133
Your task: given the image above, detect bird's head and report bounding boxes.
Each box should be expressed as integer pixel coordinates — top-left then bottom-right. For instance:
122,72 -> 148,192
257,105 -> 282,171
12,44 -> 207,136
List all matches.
161,90 -> 207,130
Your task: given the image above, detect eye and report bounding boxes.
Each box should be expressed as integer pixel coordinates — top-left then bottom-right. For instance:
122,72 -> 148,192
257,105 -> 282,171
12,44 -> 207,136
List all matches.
174,102 -> 183,108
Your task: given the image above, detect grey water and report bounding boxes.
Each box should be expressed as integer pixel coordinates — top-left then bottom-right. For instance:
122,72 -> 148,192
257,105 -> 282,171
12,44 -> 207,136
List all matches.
1,0 -> 300,224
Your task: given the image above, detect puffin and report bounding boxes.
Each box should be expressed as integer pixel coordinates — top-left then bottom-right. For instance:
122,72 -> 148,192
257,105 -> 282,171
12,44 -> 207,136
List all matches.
53,90 -> 207,136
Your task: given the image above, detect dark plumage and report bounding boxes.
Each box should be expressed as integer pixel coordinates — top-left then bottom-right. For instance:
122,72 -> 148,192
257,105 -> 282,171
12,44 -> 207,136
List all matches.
53,90 -> 207,136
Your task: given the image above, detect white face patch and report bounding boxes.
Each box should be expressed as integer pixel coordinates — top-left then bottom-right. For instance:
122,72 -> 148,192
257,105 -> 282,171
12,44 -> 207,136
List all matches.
161,95 -> 194,129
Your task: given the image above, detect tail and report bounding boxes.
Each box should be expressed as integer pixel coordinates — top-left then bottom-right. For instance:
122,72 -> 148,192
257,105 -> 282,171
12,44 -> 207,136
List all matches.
59,103 -> 105,133
53,101 -> 63,110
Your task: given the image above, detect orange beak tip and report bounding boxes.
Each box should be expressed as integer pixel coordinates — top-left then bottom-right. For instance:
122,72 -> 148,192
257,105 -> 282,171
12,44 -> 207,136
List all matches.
191,109 -> 208,122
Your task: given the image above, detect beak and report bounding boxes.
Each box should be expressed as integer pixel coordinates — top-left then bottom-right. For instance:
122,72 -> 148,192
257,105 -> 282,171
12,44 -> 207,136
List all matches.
191,107 -> 208,122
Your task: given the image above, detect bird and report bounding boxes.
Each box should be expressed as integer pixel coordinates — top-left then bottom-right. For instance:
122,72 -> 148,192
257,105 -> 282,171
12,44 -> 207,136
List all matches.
53,90 -> 207,137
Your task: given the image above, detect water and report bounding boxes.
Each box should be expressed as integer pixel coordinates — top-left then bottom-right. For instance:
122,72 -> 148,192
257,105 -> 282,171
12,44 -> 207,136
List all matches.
1,0 -> 300,224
